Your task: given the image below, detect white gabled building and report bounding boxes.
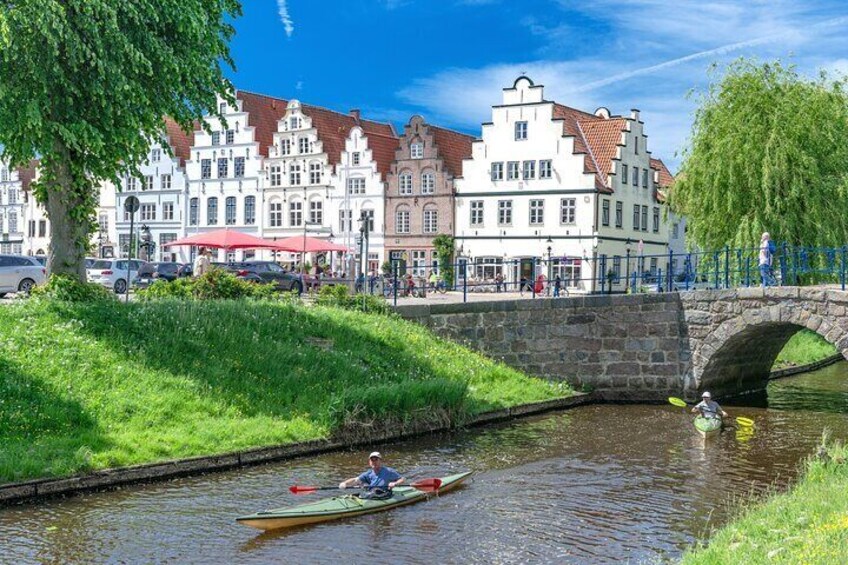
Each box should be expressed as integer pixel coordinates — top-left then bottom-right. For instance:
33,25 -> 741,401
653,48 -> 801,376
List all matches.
0,161 -> 33,255
329,120 -> 398,274
115,119 -> 192,262
455,76 -> 676,292
183,94 -> 269,262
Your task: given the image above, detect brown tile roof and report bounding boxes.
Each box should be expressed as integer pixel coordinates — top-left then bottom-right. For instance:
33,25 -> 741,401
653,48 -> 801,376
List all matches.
578,117 -> 627,183
236,90 -> 289,157
163,118 -> 195,167
428,125 -> 475,178
366,132 -> 400,180
17,159 -> 38,191
650,158 -> 675,188
552,103 -> 612,192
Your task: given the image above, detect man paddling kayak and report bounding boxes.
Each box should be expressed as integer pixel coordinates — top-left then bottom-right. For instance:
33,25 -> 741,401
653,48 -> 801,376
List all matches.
691,391 -> 728,420
339,452 -> 405,499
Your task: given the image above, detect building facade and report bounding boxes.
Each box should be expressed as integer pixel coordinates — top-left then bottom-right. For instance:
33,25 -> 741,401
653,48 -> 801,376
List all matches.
115,119 -> 192,261
384,115 -> 473,276
0,161 -> 32,255
455,76 -> 675,292
329,122 -> 398,274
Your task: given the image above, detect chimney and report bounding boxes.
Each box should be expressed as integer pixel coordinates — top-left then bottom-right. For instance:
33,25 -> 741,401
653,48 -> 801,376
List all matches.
272,100 -> 277,109
630,109 -> 640,120
350,109 -> 361,124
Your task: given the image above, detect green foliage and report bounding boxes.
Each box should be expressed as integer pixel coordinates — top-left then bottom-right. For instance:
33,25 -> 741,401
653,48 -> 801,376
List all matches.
0,300 -> 570,482
30,274 -> 115,303
137,268 -> 276,301
315,283 -> 392,315
0,0 -> 241,277
432,234 -> 455,286
381,261 -> 392,275
774,329 -> 838,369
681,437 -> 848,564
669,59 -> 848,250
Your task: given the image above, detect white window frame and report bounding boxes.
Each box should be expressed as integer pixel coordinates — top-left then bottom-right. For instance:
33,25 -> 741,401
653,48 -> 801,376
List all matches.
410,143 -> 424,159
396,209 -> 410,233
539,160 -> 552,179
498,200 -> 512,226
399,173 -> 413,195
491,162 -> 504,181
560,198 -> 576,225
421,172 -> 435,194
470,200 -> 484,226
423,208 -> 438,233
529,199 -> 544,226
515,121 -> 528,141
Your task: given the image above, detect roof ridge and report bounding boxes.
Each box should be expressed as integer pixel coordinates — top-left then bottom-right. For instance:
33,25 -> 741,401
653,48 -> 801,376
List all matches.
426,123 -> 476,139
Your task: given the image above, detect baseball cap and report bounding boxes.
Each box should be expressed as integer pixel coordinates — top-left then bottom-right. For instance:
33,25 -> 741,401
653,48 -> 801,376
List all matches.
369,451 -> 381,459
702,391 -> 711,399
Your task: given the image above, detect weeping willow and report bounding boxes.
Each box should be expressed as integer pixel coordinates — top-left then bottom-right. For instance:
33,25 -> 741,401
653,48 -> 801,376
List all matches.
669,59 -> 848,252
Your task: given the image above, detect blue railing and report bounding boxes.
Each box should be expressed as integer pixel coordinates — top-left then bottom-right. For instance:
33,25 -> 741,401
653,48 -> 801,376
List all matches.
365,243 -> 848,305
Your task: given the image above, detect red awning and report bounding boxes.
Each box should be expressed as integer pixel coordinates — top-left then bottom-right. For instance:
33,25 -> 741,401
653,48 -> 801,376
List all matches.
272,235 -> 351,253
162,229 -> 281,250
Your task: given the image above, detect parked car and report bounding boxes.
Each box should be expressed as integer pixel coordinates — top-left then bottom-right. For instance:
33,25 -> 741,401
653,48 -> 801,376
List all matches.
133,262 -> 190,289
0,255 -> 47,296
87,258 -> 150,294
224,261 -> 304,294
672,272 -> 714,292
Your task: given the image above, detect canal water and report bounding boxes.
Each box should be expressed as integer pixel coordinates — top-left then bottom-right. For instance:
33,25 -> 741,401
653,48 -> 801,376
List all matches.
3,363 -> 848,564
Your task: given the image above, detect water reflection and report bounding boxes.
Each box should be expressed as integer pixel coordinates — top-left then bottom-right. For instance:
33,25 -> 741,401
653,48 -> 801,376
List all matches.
2,364 -> 847,564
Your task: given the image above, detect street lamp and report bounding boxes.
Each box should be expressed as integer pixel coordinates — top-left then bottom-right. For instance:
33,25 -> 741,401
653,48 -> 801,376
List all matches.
140,224 -> 152,261
546,236 -> 553,296
625,237 -> 632,293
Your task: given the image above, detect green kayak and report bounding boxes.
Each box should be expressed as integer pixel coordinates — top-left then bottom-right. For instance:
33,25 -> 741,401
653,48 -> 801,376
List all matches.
693,416 -> 722,438
237,471 -> 472,531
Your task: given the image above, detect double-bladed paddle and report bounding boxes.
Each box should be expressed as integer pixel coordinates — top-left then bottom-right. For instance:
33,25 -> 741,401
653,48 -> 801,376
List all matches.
289,477 -> 443,495
668,396 -> 754,428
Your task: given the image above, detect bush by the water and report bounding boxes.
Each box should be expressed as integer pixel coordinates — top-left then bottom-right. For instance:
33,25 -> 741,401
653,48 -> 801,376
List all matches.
137,268 -> 278,301
0,299 -> 570,483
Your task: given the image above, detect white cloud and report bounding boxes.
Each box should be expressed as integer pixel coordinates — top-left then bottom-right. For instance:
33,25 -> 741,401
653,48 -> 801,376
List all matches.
276,0 -> 294,38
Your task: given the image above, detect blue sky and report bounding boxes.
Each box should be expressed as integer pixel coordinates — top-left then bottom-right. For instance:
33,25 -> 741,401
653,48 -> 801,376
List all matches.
226,1 -> 848,170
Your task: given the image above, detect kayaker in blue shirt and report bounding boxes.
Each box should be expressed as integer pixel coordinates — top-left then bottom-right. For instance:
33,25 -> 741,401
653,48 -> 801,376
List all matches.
339,452 -> 405,493
691,391 -> 728,420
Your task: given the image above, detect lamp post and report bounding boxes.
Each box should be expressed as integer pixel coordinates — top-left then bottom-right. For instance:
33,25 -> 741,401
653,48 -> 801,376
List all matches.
625,238 -> 632,293
546,236 -> 553,296
140,224 -> 152,262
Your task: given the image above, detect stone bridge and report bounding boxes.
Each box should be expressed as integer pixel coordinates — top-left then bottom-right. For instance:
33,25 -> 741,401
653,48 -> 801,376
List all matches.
394,288 -> 848,401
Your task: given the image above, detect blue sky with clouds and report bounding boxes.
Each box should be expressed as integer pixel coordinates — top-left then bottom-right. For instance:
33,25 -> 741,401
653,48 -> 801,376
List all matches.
226,1 -> 848,170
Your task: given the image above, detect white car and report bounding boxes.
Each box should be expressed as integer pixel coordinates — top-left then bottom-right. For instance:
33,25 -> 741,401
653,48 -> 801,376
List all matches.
87,258 -> 149,294
0,255 -> 47,297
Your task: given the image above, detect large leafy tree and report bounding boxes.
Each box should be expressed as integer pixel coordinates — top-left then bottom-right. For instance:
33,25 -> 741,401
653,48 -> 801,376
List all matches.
0,1 -> 241,278
669,59 -> 848,250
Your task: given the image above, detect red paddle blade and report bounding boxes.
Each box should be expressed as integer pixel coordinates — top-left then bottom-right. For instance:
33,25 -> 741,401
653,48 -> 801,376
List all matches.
289,485 -> 319,495
411,478 -> 442,493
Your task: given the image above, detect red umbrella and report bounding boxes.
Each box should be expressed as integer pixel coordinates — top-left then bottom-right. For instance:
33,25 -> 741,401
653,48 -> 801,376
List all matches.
272,235 -> 351,253
162,229 -> 281,250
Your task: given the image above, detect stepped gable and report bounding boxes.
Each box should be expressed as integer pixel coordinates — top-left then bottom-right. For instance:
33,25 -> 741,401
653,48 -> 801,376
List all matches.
578,117 -> 628,189
236,90 -> 289,157
365,131 -> 401,180
300,103 -> 396,169
428,125 -> 474,178
162,118 -> 195,167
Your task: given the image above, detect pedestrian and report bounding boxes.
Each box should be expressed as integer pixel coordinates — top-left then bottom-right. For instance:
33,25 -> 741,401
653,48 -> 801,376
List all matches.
519,275 -> 527,296
193,247 -> 211,278
759,232 -> 775,287
495,272 -> 504,293
554,274 -> 562,297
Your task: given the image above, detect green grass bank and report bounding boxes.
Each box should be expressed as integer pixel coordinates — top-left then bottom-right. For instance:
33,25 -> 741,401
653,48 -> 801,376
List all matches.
0,299 -> 570,484
681,441 -> 848,564
773,329 -> 838,370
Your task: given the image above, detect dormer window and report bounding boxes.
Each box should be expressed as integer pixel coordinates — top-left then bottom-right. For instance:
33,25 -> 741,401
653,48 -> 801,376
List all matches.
151,149 -> 161,163
515,121 -> 528,141
352,152 -> 361,165
410,143 -> 423,159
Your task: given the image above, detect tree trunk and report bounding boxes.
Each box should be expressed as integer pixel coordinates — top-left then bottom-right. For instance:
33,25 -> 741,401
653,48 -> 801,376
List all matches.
44,148 -> 91,282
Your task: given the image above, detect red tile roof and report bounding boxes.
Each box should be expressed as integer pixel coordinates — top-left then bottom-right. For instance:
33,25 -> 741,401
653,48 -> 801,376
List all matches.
366,132 -> 401,180
428,125 -> 475,178
650,158 -> 675,203
163,118 -> 195,167
17,160 -> 38,191
578,117 -> 627,183
553,103 -> 621,193
236,90 -> 289,157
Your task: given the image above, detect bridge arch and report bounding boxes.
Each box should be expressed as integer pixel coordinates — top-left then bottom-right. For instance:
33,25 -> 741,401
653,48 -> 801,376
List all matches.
686,288 -> 848,398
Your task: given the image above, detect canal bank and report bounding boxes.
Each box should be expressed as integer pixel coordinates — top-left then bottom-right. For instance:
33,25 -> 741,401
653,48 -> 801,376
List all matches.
3,364 -> 847,564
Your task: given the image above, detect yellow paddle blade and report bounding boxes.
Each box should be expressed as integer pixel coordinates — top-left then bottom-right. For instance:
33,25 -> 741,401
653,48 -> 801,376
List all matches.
736,416 -> 755,428
668,397 -> 687,408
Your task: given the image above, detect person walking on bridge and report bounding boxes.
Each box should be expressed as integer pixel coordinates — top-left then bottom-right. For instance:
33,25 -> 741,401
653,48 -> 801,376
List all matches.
759,232 -> 775,287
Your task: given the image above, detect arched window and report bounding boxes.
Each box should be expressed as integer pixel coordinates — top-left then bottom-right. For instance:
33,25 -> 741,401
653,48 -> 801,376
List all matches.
207,197 -> 218,225
399,171 -> 413,195
269,198 -> 284,227
421,171 -> 435,195
225,196 -> 237,225
396,206 -> 410,234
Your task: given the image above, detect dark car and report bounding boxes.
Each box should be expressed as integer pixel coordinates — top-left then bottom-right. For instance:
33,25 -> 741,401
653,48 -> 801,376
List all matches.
226,261 -> 304,294
133,262 -> 190,289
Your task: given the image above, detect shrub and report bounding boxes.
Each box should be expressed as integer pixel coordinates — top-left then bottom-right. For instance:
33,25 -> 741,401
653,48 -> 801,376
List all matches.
315,283 -> 392,315
30,274 -> 115,302
137,268 -> 276,301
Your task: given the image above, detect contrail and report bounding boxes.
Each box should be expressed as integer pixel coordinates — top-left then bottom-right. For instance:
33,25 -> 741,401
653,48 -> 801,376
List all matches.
277,0 -> 295,38
572,15 -> 848,93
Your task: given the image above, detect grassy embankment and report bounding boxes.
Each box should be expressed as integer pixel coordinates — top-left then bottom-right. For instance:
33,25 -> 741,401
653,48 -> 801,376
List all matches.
773,329 -> 838,370
681,440 -> 848,564
0,299 -> 571,484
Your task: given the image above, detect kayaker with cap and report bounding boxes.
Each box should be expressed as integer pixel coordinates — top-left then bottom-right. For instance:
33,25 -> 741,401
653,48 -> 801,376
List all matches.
691,391 -> 728,420
339,452 -> 405,498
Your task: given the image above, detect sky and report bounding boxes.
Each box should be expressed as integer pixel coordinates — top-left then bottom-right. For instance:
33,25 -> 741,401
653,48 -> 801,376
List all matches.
225,1 -> 848,171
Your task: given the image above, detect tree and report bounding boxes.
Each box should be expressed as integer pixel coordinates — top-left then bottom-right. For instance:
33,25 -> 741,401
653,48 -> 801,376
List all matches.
0,1 -> 241,279
668,59 -> 848,251
432,234 -> 455,286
